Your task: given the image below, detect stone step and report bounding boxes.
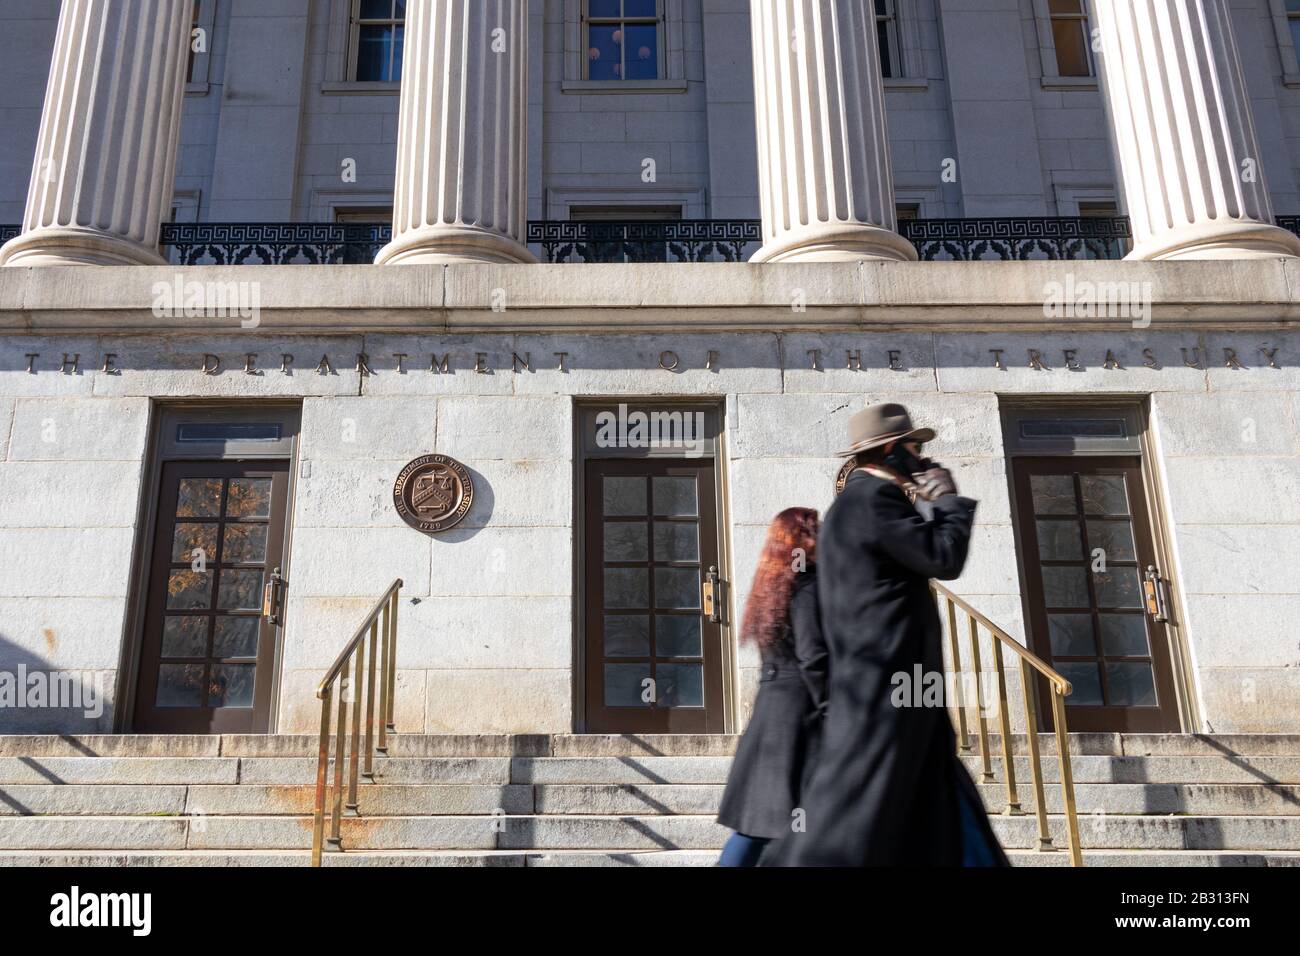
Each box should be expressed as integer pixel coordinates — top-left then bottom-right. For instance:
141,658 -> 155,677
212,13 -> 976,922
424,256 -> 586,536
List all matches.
4,813 -> 1300,851
2,848 -> 1299,867
3,733 -> 1298,759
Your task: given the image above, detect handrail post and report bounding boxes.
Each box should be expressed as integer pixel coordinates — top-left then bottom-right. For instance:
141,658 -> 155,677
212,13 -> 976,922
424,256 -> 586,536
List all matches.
363,618 -> 378,779
1021,659 -> 1053,851
345,639 -> 365,814
1051,689 -> 1083,866
329,673 -> 348,848
311,688 -> 333,866
385,589 -> 398,733
966,615 -> 993,782
377,599 -> 391,754
945,597 -> 971,752
990,640 -> 1021,814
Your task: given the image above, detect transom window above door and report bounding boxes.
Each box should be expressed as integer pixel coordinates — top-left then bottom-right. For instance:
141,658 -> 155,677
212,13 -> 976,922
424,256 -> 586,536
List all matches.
584,0 -> 663,81
351,0 -> 406,82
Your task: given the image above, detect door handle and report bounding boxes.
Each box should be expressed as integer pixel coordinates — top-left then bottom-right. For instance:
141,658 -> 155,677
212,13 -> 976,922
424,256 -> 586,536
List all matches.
1143,565 -> 1170,623
703,565 -> 722,624
262,566 -> 287,627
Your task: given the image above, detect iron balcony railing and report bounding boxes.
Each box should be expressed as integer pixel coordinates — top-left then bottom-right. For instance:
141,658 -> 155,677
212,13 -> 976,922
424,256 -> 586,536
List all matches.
11,213 -> 1300,263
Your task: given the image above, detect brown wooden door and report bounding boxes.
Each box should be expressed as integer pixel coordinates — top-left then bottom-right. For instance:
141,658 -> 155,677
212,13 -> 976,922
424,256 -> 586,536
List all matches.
584,459 -> 726,733
1012,456 -> 1180,732
132,460 -> 290,733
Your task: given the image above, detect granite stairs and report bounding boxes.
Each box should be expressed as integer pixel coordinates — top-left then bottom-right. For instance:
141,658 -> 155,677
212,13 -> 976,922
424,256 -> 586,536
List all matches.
0,732 -> 1297,866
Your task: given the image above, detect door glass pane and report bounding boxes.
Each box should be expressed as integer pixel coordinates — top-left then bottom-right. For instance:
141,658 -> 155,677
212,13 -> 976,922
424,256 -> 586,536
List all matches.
1099,614 -> 1149,657
1056,661 -> 1103,706
1105,662 -> 1158,707
1036,520 -> 1082,560
213,617 -> 260,658
223,524 -> 268,564
1047,614 -> 1095,657
656,663 -> 704,706
1042,566 -> 1088,608
226,478 -> 272,518
217,569 -> 263,610
156,662 -> 205,707
603,522 -> 647,561
171,523 -> 218,563
656,616 -> 702,657
1080,475 -> 1128,514
177,478 -> 222,517
653,476 -> 698,516
1085,519 -> 1135,561
604,615 -> 650,657
653,522 -> 699,562
603,476 -> 646,516
604,663 -> 651,707
1029,474 -> 1076,514
604,568 -> 648,608
166,570 -> 213,609
209,663 -> 256,707
161,616 -> 208,657
654,568 -> 700,608
1094,567 -> 1142,608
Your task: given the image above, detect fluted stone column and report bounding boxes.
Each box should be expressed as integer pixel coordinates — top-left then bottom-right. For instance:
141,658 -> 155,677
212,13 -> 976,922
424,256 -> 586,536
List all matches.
1090,0 -> 1300,260
0,0 -> 190,267
748,0 -> 916,263
377,0 -> 534,265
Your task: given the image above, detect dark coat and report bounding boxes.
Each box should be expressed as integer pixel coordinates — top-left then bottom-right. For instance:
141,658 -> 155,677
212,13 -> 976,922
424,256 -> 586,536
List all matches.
763,470 -> 1009,866
716,571 -> 828,840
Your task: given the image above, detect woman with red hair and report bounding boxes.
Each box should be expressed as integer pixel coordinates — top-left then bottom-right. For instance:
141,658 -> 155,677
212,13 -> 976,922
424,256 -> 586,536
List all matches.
716,507 -> 827,866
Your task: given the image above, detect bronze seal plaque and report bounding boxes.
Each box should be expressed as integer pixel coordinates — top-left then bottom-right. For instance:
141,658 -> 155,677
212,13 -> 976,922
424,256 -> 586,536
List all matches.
393,454 -> 474,533
834,459 -> 855,496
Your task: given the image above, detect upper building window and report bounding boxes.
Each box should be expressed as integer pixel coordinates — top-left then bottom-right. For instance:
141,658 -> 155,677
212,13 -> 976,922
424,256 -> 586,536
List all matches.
876,0 -> 899,78
351,0 -> 406,83
584,0 -> 663,81
1049,0 -> 1094,77
1288,0 -> 1300,53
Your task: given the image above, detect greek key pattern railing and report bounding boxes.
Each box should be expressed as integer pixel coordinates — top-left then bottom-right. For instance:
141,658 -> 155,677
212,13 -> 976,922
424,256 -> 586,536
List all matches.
899,216 -> 1131,261
527,219 -> 762,263
159,222 -> 392,265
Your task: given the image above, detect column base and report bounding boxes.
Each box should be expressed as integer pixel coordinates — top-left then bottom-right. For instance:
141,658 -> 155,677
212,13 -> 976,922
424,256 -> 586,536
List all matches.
0,226 -> 168,267
1127,219 -> 1300,261
750,222 -> 919,263
375,225 -> 538,265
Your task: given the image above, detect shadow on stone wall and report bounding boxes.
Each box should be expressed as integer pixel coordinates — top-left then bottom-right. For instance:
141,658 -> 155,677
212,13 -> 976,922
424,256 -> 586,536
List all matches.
0,633 -> 113,734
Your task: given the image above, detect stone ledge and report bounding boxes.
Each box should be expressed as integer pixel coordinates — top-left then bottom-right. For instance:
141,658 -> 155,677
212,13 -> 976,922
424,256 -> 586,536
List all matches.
0,259 -> 1297,333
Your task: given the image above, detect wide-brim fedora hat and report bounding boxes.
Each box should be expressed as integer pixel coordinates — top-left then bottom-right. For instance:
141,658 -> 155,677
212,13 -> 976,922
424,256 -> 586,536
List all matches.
837,402 -> 936,457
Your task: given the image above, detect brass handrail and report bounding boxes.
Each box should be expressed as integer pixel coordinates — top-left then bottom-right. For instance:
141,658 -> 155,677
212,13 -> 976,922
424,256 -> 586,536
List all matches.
932,582 -> 1083,866
311,578 -> 403,866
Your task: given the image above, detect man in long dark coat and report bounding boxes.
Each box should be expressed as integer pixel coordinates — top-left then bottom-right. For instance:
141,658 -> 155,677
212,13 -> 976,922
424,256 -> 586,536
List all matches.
765,403 -> 1008,866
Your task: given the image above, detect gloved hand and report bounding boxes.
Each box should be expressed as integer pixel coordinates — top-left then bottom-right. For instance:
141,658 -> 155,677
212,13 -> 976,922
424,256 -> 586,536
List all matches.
914,466 -> 957,500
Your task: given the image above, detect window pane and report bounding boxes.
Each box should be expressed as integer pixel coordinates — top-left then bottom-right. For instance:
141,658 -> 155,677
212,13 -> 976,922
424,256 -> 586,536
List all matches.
604,522 -> 647,561
1047,614 -> 1095,657
1080,475 -> 1128,515
359,0 -> 392,18
656,616 -> 702,657
177,478 -> 222,517
1057,661 -> 1103,705
172,523 -> 218,563
217,569 -> 263,611
877,19 -> 893,78
1094,567 -> 1142,608
624,24 -> 658,80
213,617 -> 260,659
393,24 -> 404,81
1085,519 -> 1135,562
1049,0 -> 1084,13
1099,614 -> 1149,657
589,0 -> 621,17
653,476 -> 697,516
588,24 -> 621,81
654,567 -> 700,609
226,478 -> 272,518
1105,662 -> 1157,707
1042,566 -> 1088,608
604,615 -> 650,657
1292,19 -> 1300,52
1052,19 -> 1092,77
656,663 -> 704,706
604,568 -> 648,608
357,25 -> 394,81
603,476 -> 646,516
223,524 -> 268,564
161,616 -> 208,658
156,662 -> 205,707
1030,474 -> 1076,514
623,0 -> 657,16
653,522 -> 699,562
1036,519 -> 1083,560
209,663 -> 256,707
604,663 -> 650,707
166,569 -> 213,610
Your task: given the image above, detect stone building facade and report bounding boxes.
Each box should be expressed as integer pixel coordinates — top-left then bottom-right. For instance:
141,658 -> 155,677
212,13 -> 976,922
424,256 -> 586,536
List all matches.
0,0 -> 1298,741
